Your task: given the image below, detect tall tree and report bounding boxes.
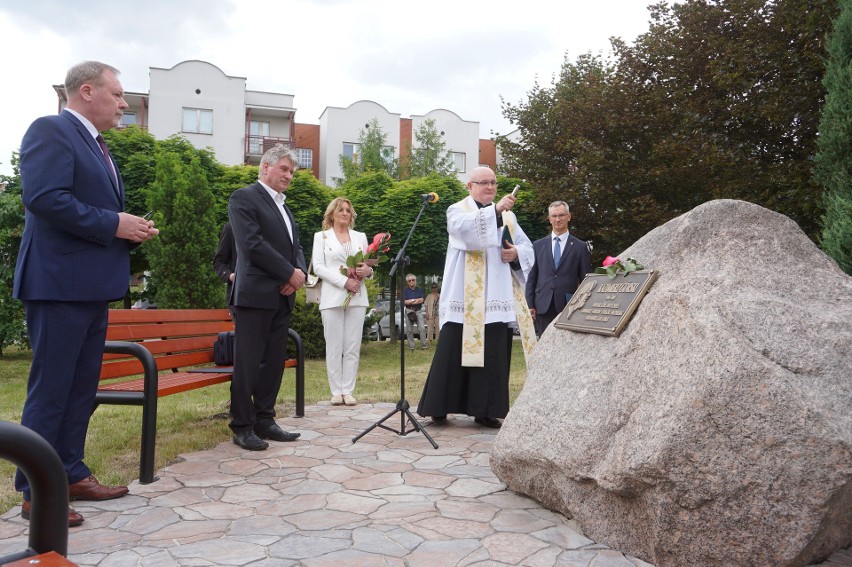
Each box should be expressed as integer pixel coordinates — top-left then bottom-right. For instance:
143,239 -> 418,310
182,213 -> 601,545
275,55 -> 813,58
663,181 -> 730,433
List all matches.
499,0 -> 838,261
0,187 -> 27,355
406,118 -> 456,179
814,0 -> 852,274
287,169 -> 335,261
335,118 -> 397,185
144,151 -> 221,308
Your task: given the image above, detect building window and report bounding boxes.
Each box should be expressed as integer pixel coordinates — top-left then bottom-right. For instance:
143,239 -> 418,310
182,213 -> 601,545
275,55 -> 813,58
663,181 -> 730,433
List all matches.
452,152 -> 466,172
120,112 -> 137,127
343,143 -> 394,165
182,108 -> 213,134
295,148 -> 313,169
249,121 -> 270,154
342,142 -> 358,160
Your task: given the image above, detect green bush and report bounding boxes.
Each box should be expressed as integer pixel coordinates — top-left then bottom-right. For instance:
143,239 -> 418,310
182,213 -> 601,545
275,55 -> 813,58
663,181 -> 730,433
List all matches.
290,289 -> 325,360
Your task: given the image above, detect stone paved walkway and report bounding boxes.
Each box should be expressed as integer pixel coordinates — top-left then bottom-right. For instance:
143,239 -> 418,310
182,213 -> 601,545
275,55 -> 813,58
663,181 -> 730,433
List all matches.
1,403 -> 849,566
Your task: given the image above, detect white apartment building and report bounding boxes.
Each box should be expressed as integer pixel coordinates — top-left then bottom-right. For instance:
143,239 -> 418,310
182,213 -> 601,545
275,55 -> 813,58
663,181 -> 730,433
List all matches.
52,60 -> 498,185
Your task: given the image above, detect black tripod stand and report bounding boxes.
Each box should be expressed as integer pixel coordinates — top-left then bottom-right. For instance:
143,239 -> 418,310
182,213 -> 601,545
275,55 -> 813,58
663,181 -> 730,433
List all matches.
352,195 -> 438,448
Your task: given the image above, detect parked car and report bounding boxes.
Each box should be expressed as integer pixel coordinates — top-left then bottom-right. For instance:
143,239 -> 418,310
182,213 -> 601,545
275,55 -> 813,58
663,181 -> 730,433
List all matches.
374,309 -> 421,341
131,298 -> 157,309
366,299 -> 390,322
364,299 -> 391,340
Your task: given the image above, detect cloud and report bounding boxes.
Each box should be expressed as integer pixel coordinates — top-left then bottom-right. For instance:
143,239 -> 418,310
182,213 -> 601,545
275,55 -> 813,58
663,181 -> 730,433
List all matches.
0,0 -> 659,175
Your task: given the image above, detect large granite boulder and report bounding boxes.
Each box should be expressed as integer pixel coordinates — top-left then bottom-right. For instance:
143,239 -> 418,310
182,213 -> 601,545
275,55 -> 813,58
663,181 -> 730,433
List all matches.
492,199 -> 852,567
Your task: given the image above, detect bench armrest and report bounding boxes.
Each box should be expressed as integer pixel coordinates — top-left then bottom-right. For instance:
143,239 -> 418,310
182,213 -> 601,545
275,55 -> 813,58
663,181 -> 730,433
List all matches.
102,341 -> 159,402
101,341 -> 160,483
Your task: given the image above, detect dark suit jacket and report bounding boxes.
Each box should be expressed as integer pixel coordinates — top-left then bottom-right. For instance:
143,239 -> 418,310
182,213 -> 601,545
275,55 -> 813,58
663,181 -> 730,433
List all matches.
213,222 -> 237,304
14,111 -> 130,302
228,183 -> 306,310
525,233 -> 590,314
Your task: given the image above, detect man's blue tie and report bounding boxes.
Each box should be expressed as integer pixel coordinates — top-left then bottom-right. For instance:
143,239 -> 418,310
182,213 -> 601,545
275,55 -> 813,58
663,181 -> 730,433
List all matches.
553,236 -> 562,269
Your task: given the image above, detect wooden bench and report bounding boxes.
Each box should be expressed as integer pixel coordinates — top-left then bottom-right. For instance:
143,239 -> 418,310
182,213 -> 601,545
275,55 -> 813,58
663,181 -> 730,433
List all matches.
96,309 -> 305,484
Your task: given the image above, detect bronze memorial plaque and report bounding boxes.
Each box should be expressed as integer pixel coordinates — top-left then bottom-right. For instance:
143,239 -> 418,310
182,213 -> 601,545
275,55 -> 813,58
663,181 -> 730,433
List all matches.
554,269 -> 658,337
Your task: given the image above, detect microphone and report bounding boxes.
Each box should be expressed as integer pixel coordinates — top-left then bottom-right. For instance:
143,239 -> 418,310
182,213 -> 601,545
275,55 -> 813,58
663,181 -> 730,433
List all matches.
420,192 -> 440,203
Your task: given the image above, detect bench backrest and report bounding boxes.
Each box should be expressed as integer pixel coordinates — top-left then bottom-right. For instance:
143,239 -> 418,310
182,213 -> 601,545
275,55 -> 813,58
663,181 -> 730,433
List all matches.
101,309 -> 234,380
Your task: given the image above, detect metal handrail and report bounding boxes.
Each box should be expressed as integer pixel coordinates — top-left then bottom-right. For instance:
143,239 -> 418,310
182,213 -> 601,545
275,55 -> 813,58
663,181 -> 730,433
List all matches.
0,421 -> 69,561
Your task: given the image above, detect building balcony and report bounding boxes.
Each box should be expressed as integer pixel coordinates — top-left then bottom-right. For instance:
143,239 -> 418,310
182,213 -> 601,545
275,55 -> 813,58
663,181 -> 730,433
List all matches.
245,136 -> 294,164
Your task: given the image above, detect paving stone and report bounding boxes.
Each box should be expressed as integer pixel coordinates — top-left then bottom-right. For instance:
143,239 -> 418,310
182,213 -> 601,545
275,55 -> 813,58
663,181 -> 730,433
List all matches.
326,491 -> 385,515
169,538 -> 269,565
491,508 -> 557,533
437,498 -> 500,522
415,515 -> 494,539
404,539 -> 484,567
446,477 -> 505,497
532,525 -> 595,549
105,505 -> 179,536
268,533 -> 351,560
67,526 -> 140,554
481,532 -> 550,564
343,472 -> 403,491
220,482 -> 282,503
310,463 -> 361,483
283,509 -> 365,530
351,526 -> 411,557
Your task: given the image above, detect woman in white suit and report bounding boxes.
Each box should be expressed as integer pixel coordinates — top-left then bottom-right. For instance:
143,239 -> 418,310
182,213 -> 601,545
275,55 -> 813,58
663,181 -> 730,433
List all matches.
312,197 -> 373,405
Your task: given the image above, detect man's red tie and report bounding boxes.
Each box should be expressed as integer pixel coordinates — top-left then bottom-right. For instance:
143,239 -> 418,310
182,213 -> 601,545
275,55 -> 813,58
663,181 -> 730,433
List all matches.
96,134 -> 117,185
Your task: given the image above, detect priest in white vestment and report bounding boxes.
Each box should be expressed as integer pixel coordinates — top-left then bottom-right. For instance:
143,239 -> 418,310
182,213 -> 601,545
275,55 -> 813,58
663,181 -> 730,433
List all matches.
416,167 -> 534,429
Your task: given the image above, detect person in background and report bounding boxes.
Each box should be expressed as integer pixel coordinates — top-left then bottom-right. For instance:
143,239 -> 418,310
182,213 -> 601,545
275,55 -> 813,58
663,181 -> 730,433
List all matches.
213,222 -> 237,318
227,144 -> 304,451
403,274 -> 428,350
424,283 -> 440,342
13,61 -> 159,526
312,197 -> 373,406
525,201 -> 590,337
417,167 -> 533,429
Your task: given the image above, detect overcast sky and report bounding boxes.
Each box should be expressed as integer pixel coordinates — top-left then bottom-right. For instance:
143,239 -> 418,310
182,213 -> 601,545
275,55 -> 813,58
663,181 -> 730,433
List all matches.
0,0 -> 662,176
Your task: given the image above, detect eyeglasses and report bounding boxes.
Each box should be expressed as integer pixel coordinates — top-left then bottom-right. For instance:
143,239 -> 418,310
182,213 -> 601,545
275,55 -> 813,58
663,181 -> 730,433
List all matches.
471,180 -> 497,187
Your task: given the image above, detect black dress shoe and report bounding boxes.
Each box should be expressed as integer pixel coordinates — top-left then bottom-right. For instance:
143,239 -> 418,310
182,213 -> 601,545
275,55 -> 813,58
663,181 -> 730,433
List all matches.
474,417 -> 502,429
233,430 -> 269,451
255,423 -> 300,442
431,416 -> 447,425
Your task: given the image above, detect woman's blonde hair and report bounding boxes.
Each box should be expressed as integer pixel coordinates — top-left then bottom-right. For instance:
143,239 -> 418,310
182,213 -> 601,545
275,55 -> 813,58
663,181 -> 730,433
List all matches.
322,197 -> 357,230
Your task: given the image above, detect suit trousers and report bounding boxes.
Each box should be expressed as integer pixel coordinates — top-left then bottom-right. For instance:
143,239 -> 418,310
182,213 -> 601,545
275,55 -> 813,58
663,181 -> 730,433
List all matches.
230,298 -> 291,433
406,309 -> 427,348
15,300 -> 109,499
320,305 -> 367,396
535,304 -> 561,337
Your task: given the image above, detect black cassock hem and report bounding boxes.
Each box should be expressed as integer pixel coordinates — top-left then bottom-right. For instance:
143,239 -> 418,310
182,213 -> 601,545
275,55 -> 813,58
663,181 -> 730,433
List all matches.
416,322 -> 512,419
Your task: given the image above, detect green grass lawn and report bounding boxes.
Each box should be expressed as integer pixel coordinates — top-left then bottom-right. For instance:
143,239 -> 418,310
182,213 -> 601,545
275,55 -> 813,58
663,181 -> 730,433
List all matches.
0,338 -> 528,515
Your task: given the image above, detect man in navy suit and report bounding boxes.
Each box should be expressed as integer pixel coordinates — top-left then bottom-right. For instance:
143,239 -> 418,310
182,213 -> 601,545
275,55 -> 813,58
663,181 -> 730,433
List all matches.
228,145 -> 306,451
525,201 -> 591,337
13,61 -> 158,526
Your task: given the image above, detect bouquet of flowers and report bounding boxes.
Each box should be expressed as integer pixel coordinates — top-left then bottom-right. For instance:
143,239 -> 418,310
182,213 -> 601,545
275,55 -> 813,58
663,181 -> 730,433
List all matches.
339,232 -> 391,308
595,256 -> 644,279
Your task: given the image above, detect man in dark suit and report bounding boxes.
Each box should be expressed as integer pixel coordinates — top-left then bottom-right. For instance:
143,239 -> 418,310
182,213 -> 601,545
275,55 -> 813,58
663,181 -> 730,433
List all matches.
13,61 -> 158,526
228,145 -> 305,451
525,201 -> 591,337
213,222 -> 237,318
